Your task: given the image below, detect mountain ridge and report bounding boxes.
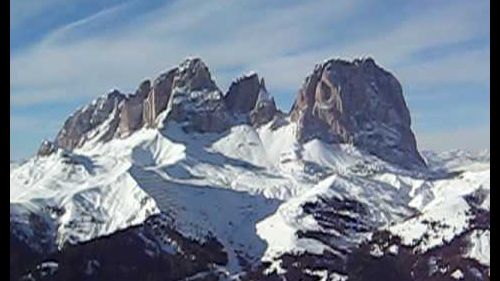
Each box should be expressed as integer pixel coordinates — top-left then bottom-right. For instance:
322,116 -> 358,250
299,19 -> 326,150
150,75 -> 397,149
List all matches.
43,56 -> 424,169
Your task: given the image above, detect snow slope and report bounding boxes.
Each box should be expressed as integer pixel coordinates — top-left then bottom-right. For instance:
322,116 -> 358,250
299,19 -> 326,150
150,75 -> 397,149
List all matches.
10,120 -> 490,275
388,151 -> 490,257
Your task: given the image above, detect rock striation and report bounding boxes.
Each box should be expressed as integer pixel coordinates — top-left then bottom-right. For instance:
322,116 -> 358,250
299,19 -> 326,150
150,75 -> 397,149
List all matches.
118,80 -> 150,137
290,57 -> 425,167
143,69 -> 176,127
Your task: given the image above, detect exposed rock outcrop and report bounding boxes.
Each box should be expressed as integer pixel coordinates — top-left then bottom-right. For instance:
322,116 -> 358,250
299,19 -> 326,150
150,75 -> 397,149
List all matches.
55,58 -> 235,148
290,57 -> 425,167
55,90 -> 125,150
118,80 -> 150,137
165,58 -> 231,133
224,73 -> 277,127
143,70 -> 176,127
225,73 -> 261,114
37,140 -> 58,157
250,78 -> 277,127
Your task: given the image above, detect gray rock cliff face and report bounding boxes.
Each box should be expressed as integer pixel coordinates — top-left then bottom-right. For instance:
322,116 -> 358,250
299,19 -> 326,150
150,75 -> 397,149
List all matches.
290,58 -> 425,167
224,74 -> 277,127
224,73 -> 261,114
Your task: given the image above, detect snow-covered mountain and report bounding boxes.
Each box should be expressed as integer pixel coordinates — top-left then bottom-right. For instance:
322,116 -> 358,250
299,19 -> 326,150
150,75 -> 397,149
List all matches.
10,57 -> 489,281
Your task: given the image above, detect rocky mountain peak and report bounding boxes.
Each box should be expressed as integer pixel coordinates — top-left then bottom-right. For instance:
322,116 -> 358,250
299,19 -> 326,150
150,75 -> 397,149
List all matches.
53,58 -> 234,150
290,57 -> 425,168
161,58 -> 231,133
173,57 -> 218,92
225,72 -> 260,114
224,73 -> 277,127
251,77 -> 277,126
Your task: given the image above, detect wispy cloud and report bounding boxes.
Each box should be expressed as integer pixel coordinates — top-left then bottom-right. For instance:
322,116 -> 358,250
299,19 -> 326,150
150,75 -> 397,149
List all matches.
11,0 -> 489,106
9,0 -> 368,106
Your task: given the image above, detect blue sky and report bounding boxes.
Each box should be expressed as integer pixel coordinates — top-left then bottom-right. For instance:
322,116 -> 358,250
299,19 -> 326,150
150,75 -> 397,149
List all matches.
10,0 -> 490,160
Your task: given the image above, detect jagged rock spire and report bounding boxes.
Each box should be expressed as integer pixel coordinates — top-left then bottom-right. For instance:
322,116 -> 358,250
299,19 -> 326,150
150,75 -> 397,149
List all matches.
224,72 -> 277,126
225,72 -> 260,114
251,77 -> 277,126
173,57 -> 219,92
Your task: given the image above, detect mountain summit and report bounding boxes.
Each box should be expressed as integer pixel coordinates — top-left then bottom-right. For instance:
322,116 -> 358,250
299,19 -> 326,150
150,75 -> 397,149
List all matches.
290,58 -> 425,168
